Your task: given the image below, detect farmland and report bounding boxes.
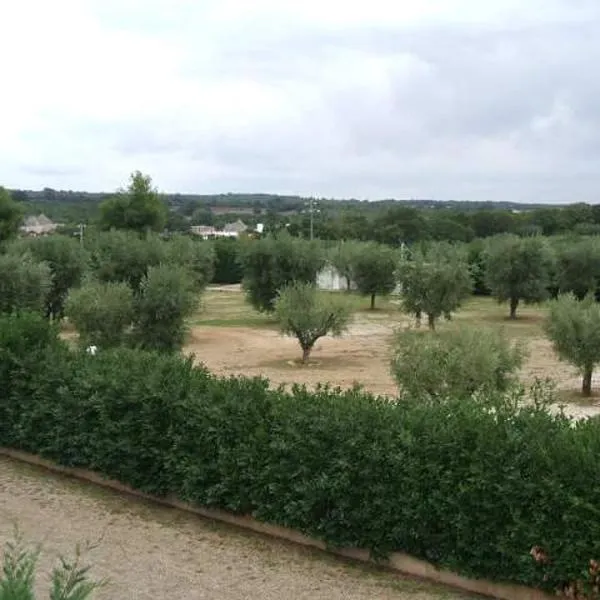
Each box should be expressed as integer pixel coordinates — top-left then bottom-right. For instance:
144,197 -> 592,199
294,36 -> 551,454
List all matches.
188,285 -> 598,418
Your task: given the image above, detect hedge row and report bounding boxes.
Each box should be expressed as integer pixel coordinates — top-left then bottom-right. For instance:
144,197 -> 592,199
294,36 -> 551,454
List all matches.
2,313 -> 600,595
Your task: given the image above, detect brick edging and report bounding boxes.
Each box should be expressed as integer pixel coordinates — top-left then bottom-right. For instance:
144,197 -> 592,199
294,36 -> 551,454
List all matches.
0,447 -> 553,600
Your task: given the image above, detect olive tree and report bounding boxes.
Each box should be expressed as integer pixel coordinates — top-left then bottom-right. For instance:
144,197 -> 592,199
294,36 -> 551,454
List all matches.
350,242 -> 397,309
66,280 -> 134,349
397,245 -> 472,329
0,186 -> 22,245
484,235 -> 554,319
89,230 -> 165,294
133,264 -> 198,352
391,326 -> 524,399
544,294 -> 600,396
0,253 -> 51,315
240,233 -> 325,312
163,234 -> 215,290
554,236 -> 600,300
9,235 -> 88,319
275,282 -> 351,363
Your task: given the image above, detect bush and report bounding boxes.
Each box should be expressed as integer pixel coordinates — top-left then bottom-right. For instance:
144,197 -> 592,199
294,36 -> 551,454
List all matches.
2,322 -> 600,596
0,253 -> 52,315
274,282 -> 352,362
65,280 -> 134,349
391,326 -> 525,399
133,264 -> 198,352
0,528 -> 103,599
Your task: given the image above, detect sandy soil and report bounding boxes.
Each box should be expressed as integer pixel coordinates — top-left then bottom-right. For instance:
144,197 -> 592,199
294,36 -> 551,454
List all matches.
0,457 -> 472,600
185,315 -> 600,420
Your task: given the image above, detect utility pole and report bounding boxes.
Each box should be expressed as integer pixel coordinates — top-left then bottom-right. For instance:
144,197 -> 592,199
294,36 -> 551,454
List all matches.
305,197 -> 318,241
77,223 -> 86,248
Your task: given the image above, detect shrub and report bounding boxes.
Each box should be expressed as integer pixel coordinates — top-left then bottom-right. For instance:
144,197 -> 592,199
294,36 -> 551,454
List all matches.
274,282 -> 352,362
545,293 -> 600,396
0,253 -> 52,316
65,280 -> 134,349
133,264 -> 198,352
391,326 -> 525,399
0,528 -> 103,599
3,329 -> 600,596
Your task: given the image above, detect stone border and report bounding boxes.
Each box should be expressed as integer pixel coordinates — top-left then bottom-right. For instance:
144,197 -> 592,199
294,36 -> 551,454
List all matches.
0,447 -> 553,600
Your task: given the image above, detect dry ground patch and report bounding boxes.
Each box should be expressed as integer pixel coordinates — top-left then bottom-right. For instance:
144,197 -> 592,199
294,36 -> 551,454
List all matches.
187,289 -> 600,417
0,456 -> 475,600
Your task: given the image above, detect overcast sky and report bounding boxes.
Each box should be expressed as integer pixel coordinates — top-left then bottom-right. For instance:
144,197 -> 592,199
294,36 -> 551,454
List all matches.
1,0 -> 599,203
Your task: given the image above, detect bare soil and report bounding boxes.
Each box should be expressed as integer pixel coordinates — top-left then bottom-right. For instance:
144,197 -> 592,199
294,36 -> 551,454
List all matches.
0,457 -> 473,600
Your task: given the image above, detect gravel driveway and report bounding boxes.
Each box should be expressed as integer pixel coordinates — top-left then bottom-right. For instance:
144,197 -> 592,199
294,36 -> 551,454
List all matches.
0,456 -> 475,599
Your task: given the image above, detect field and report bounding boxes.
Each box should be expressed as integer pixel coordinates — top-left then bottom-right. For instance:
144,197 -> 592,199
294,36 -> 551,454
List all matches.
187,285 -> 600,419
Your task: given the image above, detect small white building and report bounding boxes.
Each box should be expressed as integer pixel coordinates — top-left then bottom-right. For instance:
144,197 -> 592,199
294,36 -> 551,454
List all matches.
20,214 -> 59,236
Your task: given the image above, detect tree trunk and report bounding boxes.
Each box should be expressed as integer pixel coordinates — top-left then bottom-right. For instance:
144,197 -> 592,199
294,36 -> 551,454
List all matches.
301,345 -> 312,364
509,297 -> 519,319
370,293 -> 376,310
415,311 -> 422,328
346,278 -> 351,292
427,313 -> 436,330
582,367 -> 593,397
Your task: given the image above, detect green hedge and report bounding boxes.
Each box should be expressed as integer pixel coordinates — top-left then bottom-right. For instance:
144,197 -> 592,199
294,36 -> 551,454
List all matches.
1,313 -> 600,596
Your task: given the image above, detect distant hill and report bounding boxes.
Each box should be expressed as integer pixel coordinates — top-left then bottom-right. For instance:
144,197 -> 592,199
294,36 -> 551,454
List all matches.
9,188 -> 562,213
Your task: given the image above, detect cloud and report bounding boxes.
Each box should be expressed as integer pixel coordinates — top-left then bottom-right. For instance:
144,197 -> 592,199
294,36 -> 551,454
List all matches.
1,0 -> 600,202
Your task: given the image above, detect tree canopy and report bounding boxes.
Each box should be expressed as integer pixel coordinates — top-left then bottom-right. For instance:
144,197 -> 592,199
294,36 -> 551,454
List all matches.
350,242 -> 397,309
99,171 -> 167,234
483,235 -> 554,319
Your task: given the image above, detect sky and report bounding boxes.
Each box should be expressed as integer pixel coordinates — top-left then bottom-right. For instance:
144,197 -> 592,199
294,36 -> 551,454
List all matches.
1,0 -> 599,203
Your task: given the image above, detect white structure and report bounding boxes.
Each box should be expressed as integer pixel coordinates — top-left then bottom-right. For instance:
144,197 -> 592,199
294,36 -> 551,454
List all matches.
190,220 -> 248,240
20,214 -> 59,236
317,265 -> 353,291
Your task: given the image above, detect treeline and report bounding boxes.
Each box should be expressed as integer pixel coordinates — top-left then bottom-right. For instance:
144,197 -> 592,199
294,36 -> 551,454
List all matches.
8,175 -> 600,245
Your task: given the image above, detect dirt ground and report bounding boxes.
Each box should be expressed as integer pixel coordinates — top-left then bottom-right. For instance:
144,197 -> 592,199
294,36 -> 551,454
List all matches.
0,457 -> 473,600
186,295 -> 600,420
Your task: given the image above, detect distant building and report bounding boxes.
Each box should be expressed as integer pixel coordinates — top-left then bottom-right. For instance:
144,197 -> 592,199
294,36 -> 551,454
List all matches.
20,214 -> 59,236
190,220 -> 248,240
223,219 -> 248,234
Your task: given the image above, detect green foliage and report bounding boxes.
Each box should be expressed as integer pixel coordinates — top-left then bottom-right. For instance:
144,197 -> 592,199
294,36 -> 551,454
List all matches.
0,528 -> 102,599
397,244 -> 472,329
8,236 -> 87,319
484,234 -> 554,318
99,171 -> 167,234
554,237 -> 600,300
350,242 -> 397,309
212,238 -> 243,284
390,326 -> 525,399
133,264 -> 198,352
0,254 -> 52,315
329,241 -> 363,291
274,282 -> 352,362
0,187 -> 23,245
163,234 -> 215,290
89,230 -> 164,294
240,234 -> 325,312
545,294 -> 600,396
65,281 -> 134,349
3,325 -> 600,595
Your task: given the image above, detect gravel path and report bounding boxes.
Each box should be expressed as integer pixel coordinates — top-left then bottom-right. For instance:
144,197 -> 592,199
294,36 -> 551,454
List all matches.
0,456 -> 474,599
